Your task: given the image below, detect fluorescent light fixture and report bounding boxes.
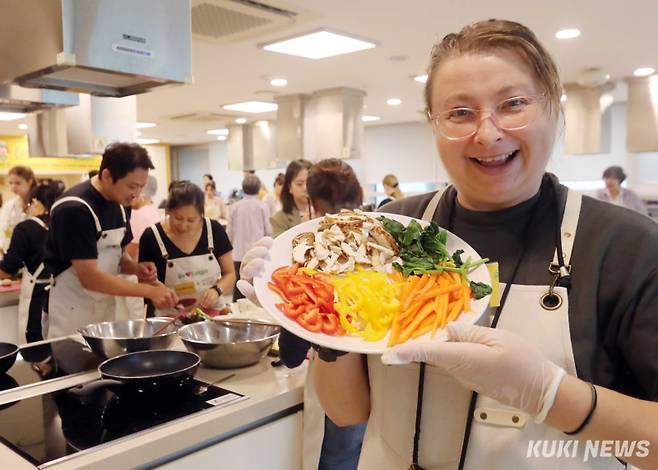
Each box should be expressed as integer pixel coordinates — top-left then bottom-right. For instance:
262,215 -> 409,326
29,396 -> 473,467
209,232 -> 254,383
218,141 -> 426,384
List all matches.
136,138 -> 160,145
256,120 -> 269,126
634,67 -> 655,77
18,123 -> 28,130
222,101 -> 278,113
261,30 -> 376,60
207,128 -> 229,136
555,29 -> 581,39
413,74 -> 428,83
235,117 -> 247,124
216,135 -> 228,141
386,98 -> 402,106
0,112 -> 26,121
362,115 -> 381,122
270,78 -> 288,87
561,93 -> 567,103
136,122 -> 157,129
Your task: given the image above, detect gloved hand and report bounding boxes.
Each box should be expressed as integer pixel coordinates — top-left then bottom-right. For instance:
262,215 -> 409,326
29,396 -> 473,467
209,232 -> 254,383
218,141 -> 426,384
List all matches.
236,237 -> 273,306
381,323 -> 566,422
278,329 -> 311,368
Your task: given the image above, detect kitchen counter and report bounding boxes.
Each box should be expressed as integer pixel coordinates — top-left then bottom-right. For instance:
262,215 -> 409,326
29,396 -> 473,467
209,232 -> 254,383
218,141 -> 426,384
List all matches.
0,336 -> 307,470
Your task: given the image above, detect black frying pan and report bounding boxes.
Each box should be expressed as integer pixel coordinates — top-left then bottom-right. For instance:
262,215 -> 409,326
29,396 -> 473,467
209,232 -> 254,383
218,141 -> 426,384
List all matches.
69,350 -> 200,403
0,343 -> 18,374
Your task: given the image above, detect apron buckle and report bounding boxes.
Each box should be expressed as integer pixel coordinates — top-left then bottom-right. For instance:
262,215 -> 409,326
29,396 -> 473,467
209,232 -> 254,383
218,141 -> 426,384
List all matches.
540,291 -> 563,310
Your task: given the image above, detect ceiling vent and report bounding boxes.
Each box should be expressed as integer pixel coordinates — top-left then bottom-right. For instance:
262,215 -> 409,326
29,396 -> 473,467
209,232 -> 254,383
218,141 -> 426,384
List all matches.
168,111 -> 236,122
191,0 -> 311,43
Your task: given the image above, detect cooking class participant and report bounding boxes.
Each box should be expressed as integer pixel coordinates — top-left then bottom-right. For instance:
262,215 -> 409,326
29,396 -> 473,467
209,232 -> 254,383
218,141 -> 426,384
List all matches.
44,143 -> 178,338
241,19 -> 658,469
263,172 -> 285,216
204,180 -> 229,225
377,173 -> 404,209
139,181 -> 235,317
270,159 -> 313,236
243,159 -> 368,470
0,166 -> 37,256
594,165 -> 648,215
0,183 -> 62,343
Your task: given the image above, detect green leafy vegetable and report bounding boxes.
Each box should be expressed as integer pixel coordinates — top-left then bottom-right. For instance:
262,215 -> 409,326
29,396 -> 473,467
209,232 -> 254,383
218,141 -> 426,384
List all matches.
470,281 -> 493,300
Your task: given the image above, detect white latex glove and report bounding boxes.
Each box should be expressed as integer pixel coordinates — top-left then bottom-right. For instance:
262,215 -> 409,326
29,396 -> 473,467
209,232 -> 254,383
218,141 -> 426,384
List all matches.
236,236 -> 273,306
381,323 -> 566,422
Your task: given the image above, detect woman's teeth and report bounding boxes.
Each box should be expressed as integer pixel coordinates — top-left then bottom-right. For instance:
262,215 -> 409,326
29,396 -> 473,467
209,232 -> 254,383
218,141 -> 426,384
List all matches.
472,150 -> 517,167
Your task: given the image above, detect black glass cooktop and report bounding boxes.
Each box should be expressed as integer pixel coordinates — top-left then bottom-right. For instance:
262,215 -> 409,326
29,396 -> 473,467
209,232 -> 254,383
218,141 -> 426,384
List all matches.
0,379 -> 245,466
0,339 -> 102,395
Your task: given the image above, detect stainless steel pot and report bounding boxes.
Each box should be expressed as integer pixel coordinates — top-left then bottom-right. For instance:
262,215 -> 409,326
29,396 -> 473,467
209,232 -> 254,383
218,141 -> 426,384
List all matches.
177,320 -> 280,369
78,318 -> 177,359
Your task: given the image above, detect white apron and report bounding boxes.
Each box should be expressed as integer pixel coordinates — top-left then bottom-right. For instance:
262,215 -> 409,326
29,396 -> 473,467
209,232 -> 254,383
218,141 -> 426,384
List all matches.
17,217 -> 48,342
151,218 -> 222,316
359,189 -> 623,469
46,197 -> 126,339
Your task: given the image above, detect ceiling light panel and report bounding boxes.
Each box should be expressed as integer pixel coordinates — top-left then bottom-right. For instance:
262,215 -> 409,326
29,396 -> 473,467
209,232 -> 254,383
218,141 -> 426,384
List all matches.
362,115 -> 381,122
207,128 -> 229,135
136,122 -> 157,129
0,112 -> 26,121
555,29 -> 581,39
223,101 -> 278,113
634,67 -> 655,77
414,74 -> 428,83
262,30 -> 376,59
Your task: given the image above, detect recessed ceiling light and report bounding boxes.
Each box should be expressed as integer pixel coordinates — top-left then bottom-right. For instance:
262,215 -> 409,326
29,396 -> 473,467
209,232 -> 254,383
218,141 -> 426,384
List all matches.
135,130 -> 142,137
18,123 -> 28,130
362,115 -> 381,122
0,112 -> 26,121
136,122 -> 157,129
555,29 -> 581,39
261,30 -> 376,60
413,74 -> 428,83
235,117 -> 247,124
270,78 -> 288,87
633,67 -> 655,77
136,138 -> 160,145
560,93 -> 567,103
223,101 -> 278,113
216,135 -> 228,141
386,98 -> 402,106
207,128 -> 229,136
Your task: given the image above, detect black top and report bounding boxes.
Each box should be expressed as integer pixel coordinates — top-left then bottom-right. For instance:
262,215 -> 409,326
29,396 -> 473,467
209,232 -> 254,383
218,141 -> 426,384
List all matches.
0,215 -> 49,278
383,173 -> 658,401
138,219 -> 232,284
377,197 -> 393,209
44,180 -> 133,278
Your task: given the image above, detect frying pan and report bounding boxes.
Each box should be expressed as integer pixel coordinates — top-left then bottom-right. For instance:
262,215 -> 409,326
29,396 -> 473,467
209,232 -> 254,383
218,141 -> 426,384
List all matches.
69,350 -> 200,403
0,343 -> 18,374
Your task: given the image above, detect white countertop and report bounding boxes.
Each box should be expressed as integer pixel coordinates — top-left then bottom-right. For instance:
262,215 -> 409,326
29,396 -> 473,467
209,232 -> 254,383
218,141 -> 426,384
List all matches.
0,337 -> 307,470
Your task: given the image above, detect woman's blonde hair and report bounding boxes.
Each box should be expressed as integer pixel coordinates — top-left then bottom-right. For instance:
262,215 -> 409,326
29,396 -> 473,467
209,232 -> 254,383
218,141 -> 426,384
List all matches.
424,19 -> 562,118
383,174 -> 403,199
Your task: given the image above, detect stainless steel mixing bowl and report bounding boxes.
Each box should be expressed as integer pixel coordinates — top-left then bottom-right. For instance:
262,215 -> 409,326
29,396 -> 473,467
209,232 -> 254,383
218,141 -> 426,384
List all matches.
177,320 -> 280,369
78,318 -> 177,359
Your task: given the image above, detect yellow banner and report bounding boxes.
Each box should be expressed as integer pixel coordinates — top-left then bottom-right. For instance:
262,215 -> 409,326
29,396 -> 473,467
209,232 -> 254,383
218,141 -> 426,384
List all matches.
0,135 -> 102,172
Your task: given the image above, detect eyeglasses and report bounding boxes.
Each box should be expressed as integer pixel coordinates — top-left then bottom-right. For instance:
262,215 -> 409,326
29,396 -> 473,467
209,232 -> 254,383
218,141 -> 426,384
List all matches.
427,94 -> 546,140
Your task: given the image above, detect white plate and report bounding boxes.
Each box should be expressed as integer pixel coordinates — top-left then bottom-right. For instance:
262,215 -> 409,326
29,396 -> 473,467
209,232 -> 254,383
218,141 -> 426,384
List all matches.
253,212 -> 491,354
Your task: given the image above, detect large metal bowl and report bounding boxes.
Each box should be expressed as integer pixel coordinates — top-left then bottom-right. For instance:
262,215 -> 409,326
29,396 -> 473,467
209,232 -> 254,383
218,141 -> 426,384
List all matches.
78,318 -> 177,359
177,320 -> 280,369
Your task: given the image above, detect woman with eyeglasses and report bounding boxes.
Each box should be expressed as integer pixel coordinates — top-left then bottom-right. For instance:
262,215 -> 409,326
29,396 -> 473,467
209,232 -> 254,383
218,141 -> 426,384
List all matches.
239,19 -> 658,469
0,183 -> 63,342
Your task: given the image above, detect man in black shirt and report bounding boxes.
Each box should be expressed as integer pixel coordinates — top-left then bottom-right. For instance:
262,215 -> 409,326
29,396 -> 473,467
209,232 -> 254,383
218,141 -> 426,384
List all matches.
44,143 -> 178,338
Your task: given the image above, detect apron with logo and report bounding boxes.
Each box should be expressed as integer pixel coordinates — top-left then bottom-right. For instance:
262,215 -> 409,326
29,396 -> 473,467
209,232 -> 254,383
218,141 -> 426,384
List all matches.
17,217 -> 48,342
46,197 -> 126,339
358,187 -> 623,469
151,218 -> 222,316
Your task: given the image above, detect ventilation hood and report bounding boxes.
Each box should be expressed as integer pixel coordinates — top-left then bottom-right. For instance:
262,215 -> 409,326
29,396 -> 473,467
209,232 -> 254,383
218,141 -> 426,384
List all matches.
0,84 -> 79,113
0,0 -> 192,97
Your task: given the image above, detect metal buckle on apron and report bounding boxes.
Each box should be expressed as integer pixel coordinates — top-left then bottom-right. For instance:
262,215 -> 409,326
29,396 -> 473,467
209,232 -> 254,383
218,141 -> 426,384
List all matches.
541,263 -> 570,310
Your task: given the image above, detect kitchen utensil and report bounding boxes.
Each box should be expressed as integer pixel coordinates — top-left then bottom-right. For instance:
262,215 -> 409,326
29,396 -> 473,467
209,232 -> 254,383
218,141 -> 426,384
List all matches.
78,319 -> 178,359
177,320 -> 280,368
196,373 -> 236,394
0,343 -> 19,374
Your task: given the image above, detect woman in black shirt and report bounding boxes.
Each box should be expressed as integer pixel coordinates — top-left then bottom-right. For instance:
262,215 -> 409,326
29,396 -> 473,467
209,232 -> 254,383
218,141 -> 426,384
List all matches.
139,181 -> 235,316
0,183 -> 62,342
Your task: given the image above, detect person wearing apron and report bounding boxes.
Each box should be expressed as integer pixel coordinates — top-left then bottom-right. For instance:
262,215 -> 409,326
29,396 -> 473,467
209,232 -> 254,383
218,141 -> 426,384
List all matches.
0,183 -> 63,343
138,181 -> 235,317
310,20 -> 658,470
44,143 -> 178,339
0,166 -> 37,257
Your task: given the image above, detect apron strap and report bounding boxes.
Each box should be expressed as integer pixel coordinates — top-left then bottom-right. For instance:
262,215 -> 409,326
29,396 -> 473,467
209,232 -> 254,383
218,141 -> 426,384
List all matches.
552,189 -> 582,267
119,204 -> 127,224
28,216 -> 47,229
205,217 -> 214,252
150,224 -> 169,259
51,197 -> 102,233
31,263 -> 50,284
420,188 -> 446,221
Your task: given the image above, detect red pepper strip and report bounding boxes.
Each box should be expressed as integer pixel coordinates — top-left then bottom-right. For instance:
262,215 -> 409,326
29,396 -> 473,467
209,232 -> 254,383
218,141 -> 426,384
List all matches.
294,276 -> 334,292
283,304 -> 306,319
268,282 -> 289,303
290,278 -> 319,303
298,308 -> 322,332
321,313 -> 339,335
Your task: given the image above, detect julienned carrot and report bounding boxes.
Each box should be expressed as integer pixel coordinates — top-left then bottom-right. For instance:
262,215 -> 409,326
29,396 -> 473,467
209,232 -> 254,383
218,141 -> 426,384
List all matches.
446,298 -> 464,323
399,301 -> 436,343
403,275 -> 430,310
413,283 -> 461,303
431,293 -> 449,337
462,283 -> 471,312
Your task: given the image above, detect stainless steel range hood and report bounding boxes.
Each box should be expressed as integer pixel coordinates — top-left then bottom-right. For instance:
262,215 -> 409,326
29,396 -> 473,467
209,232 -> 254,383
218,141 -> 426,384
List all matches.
0,0 -> 192,97
0,84 -> 79,113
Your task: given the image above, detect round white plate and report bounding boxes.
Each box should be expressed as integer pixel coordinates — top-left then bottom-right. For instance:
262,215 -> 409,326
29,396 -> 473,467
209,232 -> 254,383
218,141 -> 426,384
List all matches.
253,212 -> 491,354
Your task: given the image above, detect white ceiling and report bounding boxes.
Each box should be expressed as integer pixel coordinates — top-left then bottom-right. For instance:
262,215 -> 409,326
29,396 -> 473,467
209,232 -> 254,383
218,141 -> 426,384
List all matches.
3,0 -> 657,143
